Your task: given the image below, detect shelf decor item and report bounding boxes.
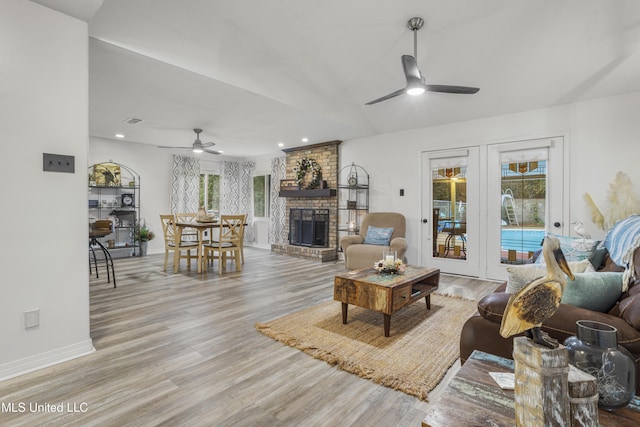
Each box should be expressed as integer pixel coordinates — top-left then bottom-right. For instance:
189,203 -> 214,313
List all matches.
564,320 -> 636,410
374,250 -> 405,274
93,162 -> 121,186
279,179 -> 299,190
347,163 -> 359,187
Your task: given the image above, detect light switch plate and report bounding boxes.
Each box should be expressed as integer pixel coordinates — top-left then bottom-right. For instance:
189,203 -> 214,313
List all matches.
43,153 -> 75,173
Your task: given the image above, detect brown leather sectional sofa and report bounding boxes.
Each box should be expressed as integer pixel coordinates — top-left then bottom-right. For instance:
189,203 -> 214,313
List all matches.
460,249 -> 640,394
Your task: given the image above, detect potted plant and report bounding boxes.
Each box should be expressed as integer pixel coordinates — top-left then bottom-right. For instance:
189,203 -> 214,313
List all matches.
135,222 -> 155,256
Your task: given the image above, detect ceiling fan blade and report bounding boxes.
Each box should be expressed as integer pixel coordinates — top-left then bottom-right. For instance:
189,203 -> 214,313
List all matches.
426,84 -> 479,94
401,55 -> 422,82
365,88 -> 406,105
157,146 -> 192,150
201,142 -> 215,148
203,148 -> 222,155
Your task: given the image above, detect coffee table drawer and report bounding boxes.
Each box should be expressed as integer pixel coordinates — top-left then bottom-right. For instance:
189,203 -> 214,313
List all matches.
335,280 -> 388,312
392,284 -> 412,311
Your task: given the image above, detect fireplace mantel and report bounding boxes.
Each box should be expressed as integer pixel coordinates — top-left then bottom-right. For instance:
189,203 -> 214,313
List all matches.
278,188 -> 336,198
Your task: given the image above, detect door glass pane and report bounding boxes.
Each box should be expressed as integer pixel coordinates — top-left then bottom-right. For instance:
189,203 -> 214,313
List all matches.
432,166 -> 467,260
500,159 -> 546,265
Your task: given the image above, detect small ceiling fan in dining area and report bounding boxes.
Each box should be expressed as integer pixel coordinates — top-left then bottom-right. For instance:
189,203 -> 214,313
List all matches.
157,128 -> 222,154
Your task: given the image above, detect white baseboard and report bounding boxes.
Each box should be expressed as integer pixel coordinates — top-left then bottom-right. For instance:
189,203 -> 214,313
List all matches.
0,339 -> 95,382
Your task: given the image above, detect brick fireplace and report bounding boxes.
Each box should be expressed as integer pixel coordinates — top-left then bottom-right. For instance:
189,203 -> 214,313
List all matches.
271,140 -> 340,262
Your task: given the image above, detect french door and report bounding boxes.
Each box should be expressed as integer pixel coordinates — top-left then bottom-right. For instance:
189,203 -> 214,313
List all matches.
421,138 -> 566,280
421,147 -> 480,277
485,137 -> 566,280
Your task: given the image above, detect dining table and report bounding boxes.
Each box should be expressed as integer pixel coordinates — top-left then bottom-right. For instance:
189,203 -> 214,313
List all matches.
173,219 -> 218,273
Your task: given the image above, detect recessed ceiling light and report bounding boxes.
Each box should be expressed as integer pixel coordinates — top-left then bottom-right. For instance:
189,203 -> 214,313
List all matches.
301,137 -> 309,143
278,142 -> 284,147
115,133 -> 125,138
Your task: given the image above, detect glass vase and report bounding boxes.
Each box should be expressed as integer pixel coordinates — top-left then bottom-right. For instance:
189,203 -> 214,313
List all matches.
382,250 -> 397,264
564,320 -> 636,410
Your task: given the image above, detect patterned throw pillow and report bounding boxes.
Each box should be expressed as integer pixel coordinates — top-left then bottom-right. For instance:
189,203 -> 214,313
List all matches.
363,226 -> 394,246
534,234 -> 598,263
506,259 -> 595,293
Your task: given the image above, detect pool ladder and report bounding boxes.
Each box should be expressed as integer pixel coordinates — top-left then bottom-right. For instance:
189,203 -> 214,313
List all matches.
502,190 -> 519,226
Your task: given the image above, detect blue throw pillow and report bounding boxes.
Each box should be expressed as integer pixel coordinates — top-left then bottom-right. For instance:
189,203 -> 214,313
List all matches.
535,234 -> 598,263
561,272 -> 624,312
363,226 -> 394,246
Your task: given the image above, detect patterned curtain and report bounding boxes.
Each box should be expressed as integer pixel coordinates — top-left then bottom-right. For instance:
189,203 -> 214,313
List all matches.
220,161 -> 240,214
170,155 -> 200,213
240,161 -> 255,243
269,156 -> 287,244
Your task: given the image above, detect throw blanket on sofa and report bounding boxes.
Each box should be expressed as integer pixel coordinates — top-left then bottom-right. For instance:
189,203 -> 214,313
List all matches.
604,214 -> 640,291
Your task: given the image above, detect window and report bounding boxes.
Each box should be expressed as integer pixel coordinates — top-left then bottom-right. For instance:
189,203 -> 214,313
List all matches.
253,174 -> 270,217
199,173 -> 220,212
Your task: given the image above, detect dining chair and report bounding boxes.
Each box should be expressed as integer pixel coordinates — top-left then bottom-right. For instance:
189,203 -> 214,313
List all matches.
206,213 -> 247,264
175,212 -> 200,242
201,214 -> 245,273
159,214 -> 198,271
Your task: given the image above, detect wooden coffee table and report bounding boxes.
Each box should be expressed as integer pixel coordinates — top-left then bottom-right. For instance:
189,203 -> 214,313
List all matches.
334,266 -> 440,337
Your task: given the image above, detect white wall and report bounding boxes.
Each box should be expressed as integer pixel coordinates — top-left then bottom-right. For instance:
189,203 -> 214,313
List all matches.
0,0 -> 93,379
340,90 -> 640,270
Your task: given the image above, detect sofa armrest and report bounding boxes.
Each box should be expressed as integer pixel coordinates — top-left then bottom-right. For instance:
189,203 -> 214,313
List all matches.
340,235 -> 364,253
477,292 -> 510,323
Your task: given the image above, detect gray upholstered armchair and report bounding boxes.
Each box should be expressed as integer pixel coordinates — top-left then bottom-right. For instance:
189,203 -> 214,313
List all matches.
340,212 -> 408,270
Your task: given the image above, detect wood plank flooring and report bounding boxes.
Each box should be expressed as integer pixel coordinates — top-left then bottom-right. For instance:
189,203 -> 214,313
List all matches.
0,248 -> 500,427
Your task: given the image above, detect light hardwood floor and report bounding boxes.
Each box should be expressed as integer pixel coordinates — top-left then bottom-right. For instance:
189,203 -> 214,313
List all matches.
0,248 -> 499,427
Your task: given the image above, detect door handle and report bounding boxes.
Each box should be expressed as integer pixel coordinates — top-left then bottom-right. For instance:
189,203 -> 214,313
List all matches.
422,218 -> 428,223
553,222 -> 561,228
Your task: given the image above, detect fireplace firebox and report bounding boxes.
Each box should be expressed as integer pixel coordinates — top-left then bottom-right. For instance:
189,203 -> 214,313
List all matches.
289,209 -> 329,247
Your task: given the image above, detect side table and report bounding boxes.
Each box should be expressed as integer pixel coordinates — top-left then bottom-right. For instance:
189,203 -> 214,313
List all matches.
422,350 -> 640,427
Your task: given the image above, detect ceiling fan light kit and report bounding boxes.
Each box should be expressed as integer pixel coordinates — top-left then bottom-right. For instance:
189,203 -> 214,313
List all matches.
365,17 -> 479,105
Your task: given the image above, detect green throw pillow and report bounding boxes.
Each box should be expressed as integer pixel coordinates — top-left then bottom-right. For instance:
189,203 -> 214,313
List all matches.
561,272 -> 624,312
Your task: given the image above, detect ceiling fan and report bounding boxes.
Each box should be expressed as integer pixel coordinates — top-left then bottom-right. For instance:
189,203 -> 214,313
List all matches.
158,128 -> 222,154
365,17 -> 479,105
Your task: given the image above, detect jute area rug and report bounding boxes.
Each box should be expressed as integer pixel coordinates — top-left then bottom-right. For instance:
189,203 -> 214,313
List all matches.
255,294 -> 478,402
